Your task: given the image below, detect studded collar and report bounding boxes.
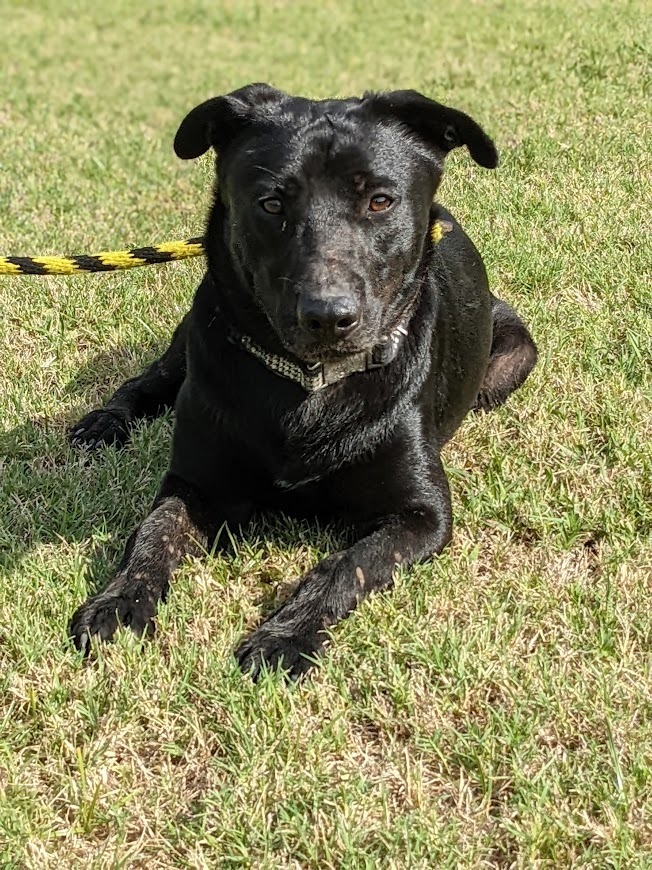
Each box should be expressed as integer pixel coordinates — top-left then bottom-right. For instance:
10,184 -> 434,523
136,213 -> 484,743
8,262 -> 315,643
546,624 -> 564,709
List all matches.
226,318 -> 410,392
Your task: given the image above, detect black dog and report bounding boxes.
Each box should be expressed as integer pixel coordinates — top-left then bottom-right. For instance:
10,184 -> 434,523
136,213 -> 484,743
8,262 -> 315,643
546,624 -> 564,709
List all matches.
69,84 -> 537,679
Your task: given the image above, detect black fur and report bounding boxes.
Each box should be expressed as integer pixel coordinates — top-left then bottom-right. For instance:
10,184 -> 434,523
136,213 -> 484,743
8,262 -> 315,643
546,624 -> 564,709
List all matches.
69,85 -> 537,680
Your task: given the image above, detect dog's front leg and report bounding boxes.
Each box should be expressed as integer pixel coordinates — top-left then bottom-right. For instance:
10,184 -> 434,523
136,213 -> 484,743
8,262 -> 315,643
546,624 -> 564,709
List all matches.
70,473 -> 248,652
236,483 -> 452,681
69,311 -> 190,449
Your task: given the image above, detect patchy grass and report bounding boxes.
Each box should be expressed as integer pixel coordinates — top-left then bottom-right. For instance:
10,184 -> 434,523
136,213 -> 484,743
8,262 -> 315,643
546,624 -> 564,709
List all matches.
1,0 -> 651,866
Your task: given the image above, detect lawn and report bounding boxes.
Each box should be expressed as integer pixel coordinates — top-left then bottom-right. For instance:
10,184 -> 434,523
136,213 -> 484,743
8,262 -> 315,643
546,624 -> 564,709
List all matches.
1,0 -> 651,866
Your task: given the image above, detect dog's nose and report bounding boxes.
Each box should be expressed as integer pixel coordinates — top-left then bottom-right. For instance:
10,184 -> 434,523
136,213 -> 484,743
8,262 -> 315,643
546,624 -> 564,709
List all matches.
297,295 -> 360,342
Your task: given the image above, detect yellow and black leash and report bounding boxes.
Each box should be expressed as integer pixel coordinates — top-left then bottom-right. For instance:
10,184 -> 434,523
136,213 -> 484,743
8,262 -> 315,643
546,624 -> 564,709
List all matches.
0,238 -> 205,275
0,220 -> 449,277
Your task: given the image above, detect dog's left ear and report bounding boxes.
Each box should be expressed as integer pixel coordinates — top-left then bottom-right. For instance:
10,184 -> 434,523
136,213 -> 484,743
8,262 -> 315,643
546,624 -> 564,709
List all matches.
366,90 -> 499,169
174,83 -> 285,159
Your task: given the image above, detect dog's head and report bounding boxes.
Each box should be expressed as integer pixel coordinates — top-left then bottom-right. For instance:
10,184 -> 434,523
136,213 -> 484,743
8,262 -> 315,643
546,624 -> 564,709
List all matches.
175,84 -> 498,363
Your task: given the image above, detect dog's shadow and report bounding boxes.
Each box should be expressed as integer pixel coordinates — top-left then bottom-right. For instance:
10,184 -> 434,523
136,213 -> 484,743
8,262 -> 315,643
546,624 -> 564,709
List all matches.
1,341 -> 345,612
1,340 -> 164,579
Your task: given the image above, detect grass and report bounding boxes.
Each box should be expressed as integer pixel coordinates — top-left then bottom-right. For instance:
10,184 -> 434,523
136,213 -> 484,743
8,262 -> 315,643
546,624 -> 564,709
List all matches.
1,0 -> 651,865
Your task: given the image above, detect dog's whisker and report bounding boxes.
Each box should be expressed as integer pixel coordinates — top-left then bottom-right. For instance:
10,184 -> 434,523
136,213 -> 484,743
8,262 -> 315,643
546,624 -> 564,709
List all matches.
254,164 -> 281,182
276,276 -> 298,289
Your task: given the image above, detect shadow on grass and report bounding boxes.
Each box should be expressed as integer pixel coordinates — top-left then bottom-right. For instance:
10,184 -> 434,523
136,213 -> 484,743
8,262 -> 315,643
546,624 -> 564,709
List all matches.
1,340 -> 166,572
1,339 -> 347,615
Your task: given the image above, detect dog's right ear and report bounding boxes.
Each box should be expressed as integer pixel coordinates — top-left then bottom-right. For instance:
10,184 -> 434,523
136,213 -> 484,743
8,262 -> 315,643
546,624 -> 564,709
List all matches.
173,83 -> 284,159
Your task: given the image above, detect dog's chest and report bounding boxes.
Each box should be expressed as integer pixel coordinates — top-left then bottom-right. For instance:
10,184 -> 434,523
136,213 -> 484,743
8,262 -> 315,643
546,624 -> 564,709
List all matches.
269,388 -> 397,491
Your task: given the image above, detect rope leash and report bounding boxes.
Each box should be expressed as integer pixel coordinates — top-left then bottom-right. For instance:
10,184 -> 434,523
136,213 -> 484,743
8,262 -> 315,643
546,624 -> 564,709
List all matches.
0,221 -> 448,277
0,238 -> 205,275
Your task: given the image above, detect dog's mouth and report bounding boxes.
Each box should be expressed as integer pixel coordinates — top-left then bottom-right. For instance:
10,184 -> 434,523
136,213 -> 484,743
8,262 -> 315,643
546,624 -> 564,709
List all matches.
280,313 -> 383,365
283,333 -> 374,366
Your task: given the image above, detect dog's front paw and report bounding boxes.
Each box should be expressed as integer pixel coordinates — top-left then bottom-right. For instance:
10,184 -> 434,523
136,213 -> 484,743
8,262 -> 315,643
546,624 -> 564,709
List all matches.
68,409 -> 131,449
235,623 -> 326,682
69,583 -> 156,654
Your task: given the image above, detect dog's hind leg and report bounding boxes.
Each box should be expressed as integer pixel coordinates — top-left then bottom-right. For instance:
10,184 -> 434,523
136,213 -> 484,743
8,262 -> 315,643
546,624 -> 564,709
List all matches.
69,312 -> 189,449
474,296 -> 538,412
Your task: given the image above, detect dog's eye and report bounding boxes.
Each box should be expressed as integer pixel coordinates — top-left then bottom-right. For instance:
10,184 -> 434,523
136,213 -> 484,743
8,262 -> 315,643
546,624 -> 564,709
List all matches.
261,197 -> 284,215
369,194 -> 393,213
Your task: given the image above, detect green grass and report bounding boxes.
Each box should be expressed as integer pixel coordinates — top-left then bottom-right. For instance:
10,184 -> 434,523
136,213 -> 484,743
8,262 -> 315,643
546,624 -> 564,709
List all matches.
1,0 -> 651,865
